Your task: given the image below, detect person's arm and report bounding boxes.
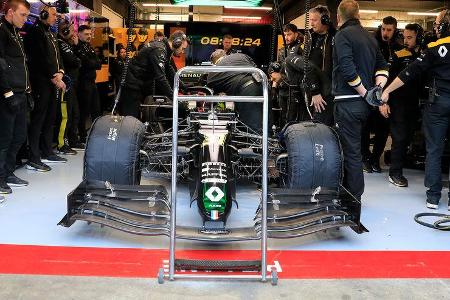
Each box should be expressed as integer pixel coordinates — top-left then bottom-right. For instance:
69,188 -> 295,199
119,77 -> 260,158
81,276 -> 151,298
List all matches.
374,46 -> 389,87
334,32 -> 367,96
382,49 -> 434,102
0,26 -> 13,97
149,47 -> 173,98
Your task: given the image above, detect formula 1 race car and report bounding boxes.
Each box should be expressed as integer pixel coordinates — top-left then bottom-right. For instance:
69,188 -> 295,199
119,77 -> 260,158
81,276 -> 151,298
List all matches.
59,67 -> 366,242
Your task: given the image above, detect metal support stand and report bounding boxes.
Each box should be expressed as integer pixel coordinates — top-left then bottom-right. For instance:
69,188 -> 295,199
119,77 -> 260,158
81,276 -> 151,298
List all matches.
165,66 -> 272,283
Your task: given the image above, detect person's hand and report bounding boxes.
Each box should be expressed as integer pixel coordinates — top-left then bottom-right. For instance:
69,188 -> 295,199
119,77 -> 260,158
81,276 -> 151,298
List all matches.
51,78 -> 66,91
381,91 -> 389,103
379,103 -> 390,118
4,94 -> 20,112
270,72 -> 282,83
310,94 -> 327,113
53,72 -> 63,82
71,34 -> 78,45
57,80 -> 67,91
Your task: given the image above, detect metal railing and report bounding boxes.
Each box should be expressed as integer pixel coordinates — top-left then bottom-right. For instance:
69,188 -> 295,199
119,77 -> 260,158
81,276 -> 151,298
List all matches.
169,66 -> 270,282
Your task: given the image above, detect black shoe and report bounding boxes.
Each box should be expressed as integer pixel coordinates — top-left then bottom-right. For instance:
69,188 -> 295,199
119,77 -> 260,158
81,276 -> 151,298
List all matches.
363,160 -> 372,173
389,174 -> 408,187
57,145 -> 77,155
6,174 -> 29,187
71,142 -> 86,150
371,161 -> 382,173
26,161 -> 52,172
42,154 -> 67,164
0,181 -> 12,194
426,198 -> 439,210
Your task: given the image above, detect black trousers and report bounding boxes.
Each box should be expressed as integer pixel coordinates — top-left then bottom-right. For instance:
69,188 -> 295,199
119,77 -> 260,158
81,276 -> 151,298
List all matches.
279,89 -> 311,127
29,79 -> 58,163
119,87 -> 144,118
334,100 -> 370,200
234,82 -> 265,132
78,79 -> 100,141
361,107 -> 390,163
313,95 -> 335,127
389,97 -> 419,176
0,96 -> 27,180
422,95 -> 450,201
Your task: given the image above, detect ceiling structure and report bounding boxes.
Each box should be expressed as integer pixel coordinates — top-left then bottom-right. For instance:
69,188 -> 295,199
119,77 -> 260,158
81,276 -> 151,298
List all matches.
136,0 -> 448,27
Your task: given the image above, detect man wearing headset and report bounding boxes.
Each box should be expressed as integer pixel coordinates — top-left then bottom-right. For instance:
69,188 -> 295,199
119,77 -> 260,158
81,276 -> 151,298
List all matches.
57,20 -> 81,153
362,16 -> 404,174
382,10 -> 450,209
378,23 -> 424,187
120,30 -> 189,118
24,5 -> 66,172
307,5 -> 336,126
0,0 -> 31,193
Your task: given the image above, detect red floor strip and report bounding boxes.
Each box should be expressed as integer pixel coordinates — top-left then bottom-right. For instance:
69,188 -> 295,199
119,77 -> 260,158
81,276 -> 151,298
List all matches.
1,244 -> 450,278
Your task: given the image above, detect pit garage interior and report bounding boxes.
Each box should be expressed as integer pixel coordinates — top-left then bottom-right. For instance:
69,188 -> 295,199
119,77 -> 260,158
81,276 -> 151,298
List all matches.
1,0 -> 450,299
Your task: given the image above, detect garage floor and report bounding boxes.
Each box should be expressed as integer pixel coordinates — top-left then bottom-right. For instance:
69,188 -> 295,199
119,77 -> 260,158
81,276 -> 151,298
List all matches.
1,152 -> 450,299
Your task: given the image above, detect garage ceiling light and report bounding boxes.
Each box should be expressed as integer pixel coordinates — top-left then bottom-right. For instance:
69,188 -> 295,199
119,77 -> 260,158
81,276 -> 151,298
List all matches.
225,6 -> 272,10
359,10 -> 378,14
407,12 -> 439,16
171,0 -> 264,7
143,4 -> 189,7
222,15 -> 262,19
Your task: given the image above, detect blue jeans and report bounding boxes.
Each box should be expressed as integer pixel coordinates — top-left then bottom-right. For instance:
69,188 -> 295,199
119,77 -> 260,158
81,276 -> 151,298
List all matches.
422,95 -> 450,201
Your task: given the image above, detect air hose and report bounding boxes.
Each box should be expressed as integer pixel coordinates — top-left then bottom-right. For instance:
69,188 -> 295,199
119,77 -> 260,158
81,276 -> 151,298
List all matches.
111,1 -> 137,115
414,212 -> 450,231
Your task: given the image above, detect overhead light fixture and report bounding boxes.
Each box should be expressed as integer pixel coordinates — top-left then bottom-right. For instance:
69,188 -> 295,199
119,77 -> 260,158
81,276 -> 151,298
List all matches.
359,10 -> 378,14
69,9 -> 89,13
225,6 -> 272,11
407,12 -> 439,16
143,4 -> 189,8
222,15 -> 262,20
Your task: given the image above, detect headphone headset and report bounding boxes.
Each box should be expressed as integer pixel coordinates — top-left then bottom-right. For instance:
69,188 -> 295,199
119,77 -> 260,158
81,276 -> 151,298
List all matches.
172,33 -> 187,49
313,5 -> 332,26
438,9 -> 450,37
412,23 -> 424,47
40,7 -> 49,20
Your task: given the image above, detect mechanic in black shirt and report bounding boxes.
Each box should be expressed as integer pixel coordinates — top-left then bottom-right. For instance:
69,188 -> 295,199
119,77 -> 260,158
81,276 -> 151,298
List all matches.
207,49 -> 263,131
270,24 -> 303,125
378,23 -> 423,187
57,19 -> 81,153
0,0 -> 31,193
382,9 -> 450,209
119,30 -> 189,118
219,34 -> 238,55
307,5 -> 336,126
361,16 -> 403,173
24,5 -> 67,171
75,25 -> 101,143
333,0 -> 389,200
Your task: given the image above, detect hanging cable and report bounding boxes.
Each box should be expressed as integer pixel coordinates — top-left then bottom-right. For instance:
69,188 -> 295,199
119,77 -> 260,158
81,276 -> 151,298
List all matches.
302,0 -> 313,119
111,1 -> 137,115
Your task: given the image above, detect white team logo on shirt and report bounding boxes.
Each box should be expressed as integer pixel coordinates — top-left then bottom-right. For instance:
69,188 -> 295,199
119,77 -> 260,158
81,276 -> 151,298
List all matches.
438,45 -> 448,58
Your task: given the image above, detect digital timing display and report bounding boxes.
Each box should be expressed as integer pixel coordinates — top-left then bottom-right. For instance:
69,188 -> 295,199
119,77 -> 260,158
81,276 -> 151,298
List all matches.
165,22 -> 272,68
200,37 -> 262,47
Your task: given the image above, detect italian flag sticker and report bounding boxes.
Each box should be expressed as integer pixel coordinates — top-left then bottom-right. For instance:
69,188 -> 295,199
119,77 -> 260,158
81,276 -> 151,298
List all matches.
211,210 -> 219,220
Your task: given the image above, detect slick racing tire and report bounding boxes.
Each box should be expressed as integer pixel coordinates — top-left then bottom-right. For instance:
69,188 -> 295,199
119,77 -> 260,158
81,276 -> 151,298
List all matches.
84,115 -> 145,185
284,122 -> 343,189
